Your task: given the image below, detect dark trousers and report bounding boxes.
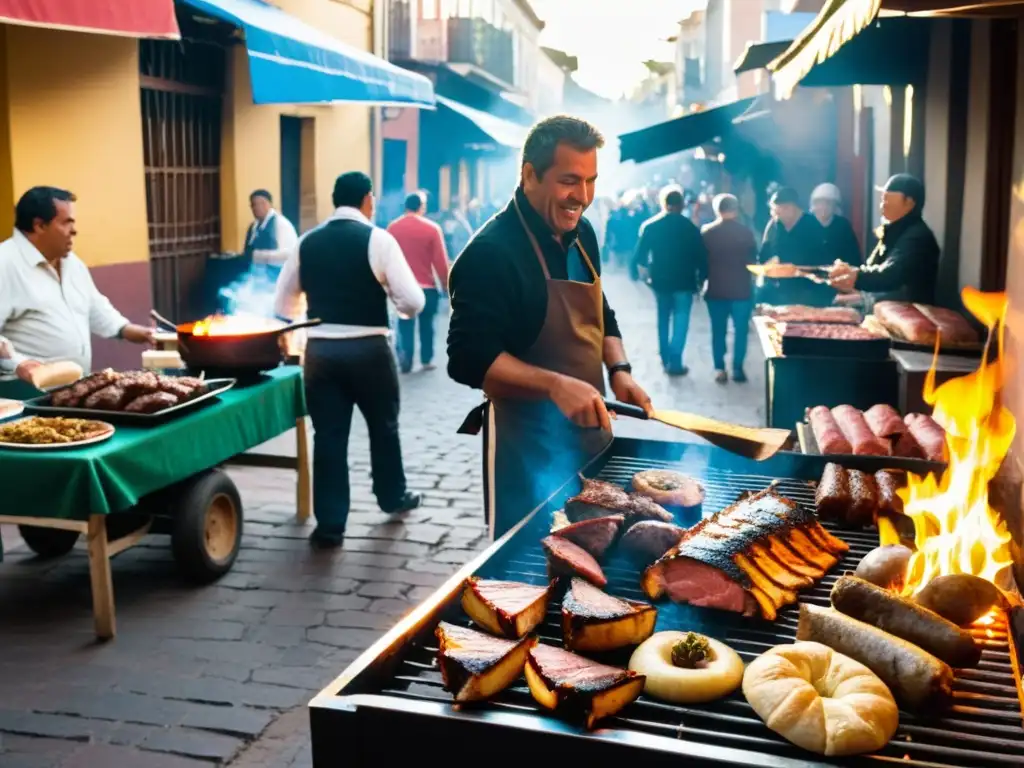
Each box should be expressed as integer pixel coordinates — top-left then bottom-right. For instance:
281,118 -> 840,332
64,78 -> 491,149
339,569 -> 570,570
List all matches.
303,336 -> 408,536
397,288 -> 440,372
707,298 -> 753,373
654,291 -> 694,370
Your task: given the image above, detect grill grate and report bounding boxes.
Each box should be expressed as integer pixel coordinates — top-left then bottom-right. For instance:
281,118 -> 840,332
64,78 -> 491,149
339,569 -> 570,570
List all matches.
337,454 -> 1024,767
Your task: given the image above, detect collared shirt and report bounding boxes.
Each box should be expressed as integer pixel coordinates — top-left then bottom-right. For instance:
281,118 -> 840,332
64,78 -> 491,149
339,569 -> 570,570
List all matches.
447,187 -> 621,390
274,206 -> 425,339
0,230 -> 128,373
246,209 -> 299,266
387,213 -> 450,291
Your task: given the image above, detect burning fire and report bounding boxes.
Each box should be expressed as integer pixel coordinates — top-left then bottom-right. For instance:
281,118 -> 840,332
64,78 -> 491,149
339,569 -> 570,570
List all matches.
191,313 -> 282,337
900,288 -> 1016,597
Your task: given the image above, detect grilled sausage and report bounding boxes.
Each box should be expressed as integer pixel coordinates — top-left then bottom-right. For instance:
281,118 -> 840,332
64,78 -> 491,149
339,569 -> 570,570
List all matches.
830,575 -> 980,668
157,380 -> 194,402
874,470 -> 904,516
864,403 -> 905,439
797,603 -> 954,710
84,384 -> 128,411
832,405 -> 889,456
847,470 -> 879,526
59,369 -> 120,407
905,413 -> 947,462
815,463 -> 851,522
807,406 -> 851,454
123,391 -> 178,414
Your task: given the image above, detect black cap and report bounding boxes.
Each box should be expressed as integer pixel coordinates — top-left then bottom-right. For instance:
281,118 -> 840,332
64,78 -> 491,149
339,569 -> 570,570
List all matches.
879,173 -> 925,208
770,186 -> 801,207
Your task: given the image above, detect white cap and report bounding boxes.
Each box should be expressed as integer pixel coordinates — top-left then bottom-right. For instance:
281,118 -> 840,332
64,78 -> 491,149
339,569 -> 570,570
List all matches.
810,183 -> 841,204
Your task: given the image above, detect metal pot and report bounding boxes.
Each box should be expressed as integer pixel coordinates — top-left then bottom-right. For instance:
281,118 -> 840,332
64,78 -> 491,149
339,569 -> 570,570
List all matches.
151,310 -> 321,373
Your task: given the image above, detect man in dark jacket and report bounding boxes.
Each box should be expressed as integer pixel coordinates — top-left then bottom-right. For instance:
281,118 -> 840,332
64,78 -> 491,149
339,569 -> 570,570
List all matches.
701,193 -> 757,383
829,174 -> 939,304
632,186 -> 708,375
758,186 -> 836,306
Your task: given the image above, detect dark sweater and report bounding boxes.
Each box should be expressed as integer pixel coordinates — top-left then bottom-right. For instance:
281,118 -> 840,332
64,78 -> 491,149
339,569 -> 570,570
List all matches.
447,188 -> 621,390
701,218 -> 757,301
856,213 -> 939,303
632,211 -> 707,292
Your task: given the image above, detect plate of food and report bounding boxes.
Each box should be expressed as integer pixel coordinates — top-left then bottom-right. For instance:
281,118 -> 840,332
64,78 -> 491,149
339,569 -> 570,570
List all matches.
0,415 -> 115,450
0,398 -> 24,422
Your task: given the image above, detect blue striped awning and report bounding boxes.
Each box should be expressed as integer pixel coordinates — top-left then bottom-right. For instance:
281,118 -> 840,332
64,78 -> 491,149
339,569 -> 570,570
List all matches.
180,0 -> 435,107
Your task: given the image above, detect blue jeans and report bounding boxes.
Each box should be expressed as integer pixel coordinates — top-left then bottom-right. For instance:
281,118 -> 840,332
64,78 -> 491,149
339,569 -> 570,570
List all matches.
707,298 -> 753,373
397,288 -> 440,372
655,291 -> 694,370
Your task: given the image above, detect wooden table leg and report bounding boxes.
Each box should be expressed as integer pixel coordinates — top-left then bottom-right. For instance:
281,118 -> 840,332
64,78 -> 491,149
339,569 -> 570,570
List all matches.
87,514 -> 116,640
296,416 -> 312,523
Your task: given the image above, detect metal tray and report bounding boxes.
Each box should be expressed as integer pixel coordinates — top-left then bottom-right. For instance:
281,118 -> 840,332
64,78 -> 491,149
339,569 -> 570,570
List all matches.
780,332 -> 891,359
796,420 -> 947,474
22,378 -> 236,426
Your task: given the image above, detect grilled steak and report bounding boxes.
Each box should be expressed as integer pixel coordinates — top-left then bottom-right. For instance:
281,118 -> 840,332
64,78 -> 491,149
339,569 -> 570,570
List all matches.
124,391 -> 178,414
435,622 -> 535,702
565,478 -> 631,521
561,578 -> 657,652
551,515 -> 624,560
626,493 -> 674,524
619,520 -> 685,564
56,369 -> 119,407
642,488 -> 847,620
461,577 -> 551,638
542,536 -> 606,587
83,383 -> 128,411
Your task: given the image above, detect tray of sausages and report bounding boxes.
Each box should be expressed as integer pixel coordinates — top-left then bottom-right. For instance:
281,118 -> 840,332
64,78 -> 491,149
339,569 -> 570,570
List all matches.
796,403 -> 947,473
778,321 -> 891,359
23,370 -> 236,426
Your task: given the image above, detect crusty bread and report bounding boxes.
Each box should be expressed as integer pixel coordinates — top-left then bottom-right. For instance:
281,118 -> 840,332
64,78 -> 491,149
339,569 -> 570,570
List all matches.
29,361 -> 84,390
742,641 -> 898,756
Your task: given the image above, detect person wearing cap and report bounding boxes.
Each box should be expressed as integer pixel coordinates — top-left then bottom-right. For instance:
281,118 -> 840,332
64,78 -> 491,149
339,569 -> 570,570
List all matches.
828,173 -> 939,304
757,186 -> 835,306
809,183 -> 861,267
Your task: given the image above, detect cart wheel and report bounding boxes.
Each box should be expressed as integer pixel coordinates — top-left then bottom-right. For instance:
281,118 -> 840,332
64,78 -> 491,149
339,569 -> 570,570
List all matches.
170,470 -> 243,584
17,526 -> 79,559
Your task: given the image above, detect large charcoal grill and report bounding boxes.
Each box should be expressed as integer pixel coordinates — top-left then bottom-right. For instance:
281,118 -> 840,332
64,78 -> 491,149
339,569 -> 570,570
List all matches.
309,440 -> 1024,768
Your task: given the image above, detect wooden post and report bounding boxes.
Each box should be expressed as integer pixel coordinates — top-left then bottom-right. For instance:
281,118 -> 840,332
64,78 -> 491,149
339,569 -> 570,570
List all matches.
296,417 -> 312,523
87,515 -> 115,640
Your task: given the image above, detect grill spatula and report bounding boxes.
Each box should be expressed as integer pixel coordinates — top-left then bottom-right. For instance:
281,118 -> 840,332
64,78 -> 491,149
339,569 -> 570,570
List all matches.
605,401 -> 792,461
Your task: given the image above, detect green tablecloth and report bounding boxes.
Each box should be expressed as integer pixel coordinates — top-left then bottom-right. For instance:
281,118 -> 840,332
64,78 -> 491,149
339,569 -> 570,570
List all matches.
0,366 -> 306,520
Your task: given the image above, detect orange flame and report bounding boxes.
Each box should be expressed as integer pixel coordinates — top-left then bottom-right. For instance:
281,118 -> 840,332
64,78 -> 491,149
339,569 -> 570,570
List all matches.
191,314 -> 282,337
900,288 -> 1016,596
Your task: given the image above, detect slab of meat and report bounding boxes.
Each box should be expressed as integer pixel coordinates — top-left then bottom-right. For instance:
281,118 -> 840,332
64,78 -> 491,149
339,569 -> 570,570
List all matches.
781,323 -> 883,340
124,391 -> 178,414
642,488 -> 848,621
913,304 -> 979,344
626,493 -> 674,525
565,478 -> 673,526
815,462 -> 851,522
831,405 -> 889,456
847,470 -> 878,527
904,413 -> 947,462
807,405 -> 851,454
759,305 -> 862,324
874,301 -> 936,344
551,515 -> 624,560
542,536 -> 607,587
893,430 -> 926,458
874,470 -> 904,516
83,383 -> 128,411
864,403 -> 905,439
52,369 -> 120,407
619,521 -> 685,564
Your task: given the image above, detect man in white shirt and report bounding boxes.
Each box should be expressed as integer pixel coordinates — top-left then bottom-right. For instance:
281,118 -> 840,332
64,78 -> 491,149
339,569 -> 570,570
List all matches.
244,189 -> 299,279
275,172 -> 425,550
0,186 -> 154,386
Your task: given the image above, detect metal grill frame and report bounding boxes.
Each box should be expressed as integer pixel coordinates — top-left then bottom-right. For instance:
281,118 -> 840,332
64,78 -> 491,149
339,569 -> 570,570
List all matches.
308,439 -> 1024,768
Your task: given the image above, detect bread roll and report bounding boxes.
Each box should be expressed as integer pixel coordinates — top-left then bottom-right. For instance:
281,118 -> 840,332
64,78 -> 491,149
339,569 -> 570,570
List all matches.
29,361 -> 84,390
742,641 -> 898,756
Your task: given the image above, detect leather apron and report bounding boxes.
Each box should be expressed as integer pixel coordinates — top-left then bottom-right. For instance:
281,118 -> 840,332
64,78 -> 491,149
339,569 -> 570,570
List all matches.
460,198 -> 611,540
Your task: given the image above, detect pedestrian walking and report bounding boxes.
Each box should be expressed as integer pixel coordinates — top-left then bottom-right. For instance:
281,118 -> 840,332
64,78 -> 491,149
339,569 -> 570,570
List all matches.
388,191 -> 450,372
274,172 -> 425,549
702,193 -> 757,384
632,184 -> 708,376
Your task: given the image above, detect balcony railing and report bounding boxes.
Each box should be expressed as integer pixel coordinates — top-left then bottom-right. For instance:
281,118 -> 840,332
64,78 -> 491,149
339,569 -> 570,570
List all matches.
389,0 -> 414,60
446,17 -> 515,87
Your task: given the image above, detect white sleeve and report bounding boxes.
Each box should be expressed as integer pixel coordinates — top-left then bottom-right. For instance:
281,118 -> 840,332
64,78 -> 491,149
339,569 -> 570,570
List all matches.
273,238 -> 305,320
370,228 -> 424,319
0,294 -> 25,372
84,262 -> 130,339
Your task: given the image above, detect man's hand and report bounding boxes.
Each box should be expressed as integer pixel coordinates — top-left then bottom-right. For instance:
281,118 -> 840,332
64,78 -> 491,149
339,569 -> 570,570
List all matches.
548,374 -> 611,431
610,371 -> 654,416
828,262 -> 858,293
15,360 -> 43,383
121,324 -> 156,345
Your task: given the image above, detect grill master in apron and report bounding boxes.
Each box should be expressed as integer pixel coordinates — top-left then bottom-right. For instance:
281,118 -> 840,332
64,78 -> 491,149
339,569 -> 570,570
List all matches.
465,197 -> 612,540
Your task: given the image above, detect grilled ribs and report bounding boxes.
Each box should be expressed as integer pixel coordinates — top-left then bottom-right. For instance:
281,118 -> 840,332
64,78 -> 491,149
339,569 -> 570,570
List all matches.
641,488 -> 848,621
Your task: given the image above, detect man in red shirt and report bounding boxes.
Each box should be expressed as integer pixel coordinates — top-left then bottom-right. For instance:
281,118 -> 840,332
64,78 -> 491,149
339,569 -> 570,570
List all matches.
388,192 -> 450,372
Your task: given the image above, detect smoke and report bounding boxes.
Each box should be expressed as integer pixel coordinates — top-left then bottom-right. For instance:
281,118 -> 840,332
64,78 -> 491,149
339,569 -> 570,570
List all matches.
218,266 -> 281,319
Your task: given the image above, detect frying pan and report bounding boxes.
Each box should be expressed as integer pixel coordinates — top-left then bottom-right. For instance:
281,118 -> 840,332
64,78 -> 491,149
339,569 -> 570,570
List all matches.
151,310 -> 321,372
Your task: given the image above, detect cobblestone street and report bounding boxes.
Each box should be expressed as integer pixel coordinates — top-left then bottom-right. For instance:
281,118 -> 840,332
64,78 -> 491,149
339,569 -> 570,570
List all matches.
0,272 -> 765,767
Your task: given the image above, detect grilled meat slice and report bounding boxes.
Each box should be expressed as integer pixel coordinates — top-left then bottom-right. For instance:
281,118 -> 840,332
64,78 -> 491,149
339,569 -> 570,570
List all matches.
436,622 -> 536,702
524,643 -> 645,729
619,521 -> 686,564
626,493 -> 674,525
561,578 -> 657,652
542,536 -> 607,587
123,391 -> 178,414
551,515 -> 624,560
461,577 -> 552,638
565,478 -> 631,522
56,369 -> 120,408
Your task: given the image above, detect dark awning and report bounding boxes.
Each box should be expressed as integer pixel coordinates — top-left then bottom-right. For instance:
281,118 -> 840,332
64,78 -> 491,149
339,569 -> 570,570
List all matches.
436,96 -> 527,149
181,0 -> 434,107
0,0 -> 179,38
619,97 -> 757,164
734,40 -> 793,74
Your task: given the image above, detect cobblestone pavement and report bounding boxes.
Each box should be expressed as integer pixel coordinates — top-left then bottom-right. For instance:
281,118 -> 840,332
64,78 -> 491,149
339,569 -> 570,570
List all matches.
0,271 -> 764,767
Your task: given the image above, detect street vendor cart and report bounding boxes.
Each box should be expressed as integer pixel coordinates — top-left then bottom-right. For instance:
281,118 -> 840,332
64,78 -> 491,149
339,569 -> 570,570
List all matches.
0,366 -> 310,640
